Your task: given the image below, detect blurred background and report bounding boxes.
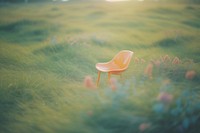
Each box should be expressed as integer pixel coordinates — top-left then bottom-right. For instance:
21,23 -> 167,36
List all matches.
0,0 -> 200,133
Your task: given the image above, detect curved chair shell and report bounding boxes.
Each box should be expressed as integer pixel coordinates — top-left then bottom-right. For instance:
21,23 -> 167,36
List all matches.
96,50 -> 133,86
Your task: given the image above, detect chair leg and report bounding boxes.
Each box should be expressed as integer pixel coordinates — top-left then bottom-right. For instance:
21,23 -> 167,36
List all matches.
96,71 -> 101,86
108,72 -> 111,84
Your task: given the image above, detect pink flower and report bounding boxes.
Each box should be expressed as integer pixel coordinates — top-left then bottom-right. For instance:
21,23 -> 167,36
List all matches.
172,57 -> 180,64
141,59 -> 146,63
163,55 -> 170,62
144,63 -> 153,79
134,57 -> 140,64
139,123 -> 151,132
84,75 -> 96,89
157,92 -> 173,104
185,70 -> 196,80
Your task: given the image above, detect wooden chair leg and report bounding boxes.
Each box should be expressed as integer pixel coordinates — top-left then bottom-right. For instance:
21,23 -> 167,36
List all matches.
96,71 -> 101,86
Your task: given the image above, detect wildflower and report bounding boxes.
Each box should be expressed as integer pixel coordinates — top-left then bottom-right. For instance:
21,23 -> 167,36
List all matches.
110,77 -> 118,91
144,63 -> 153,79
185,70 -> 196,80
157,92 -> 173,104
160,56 -> 164,62
172,57 -> 180,64
141,59 -> 146,63
139,123 -> 151,132
134,57 -> 140,64
163,55 -> 170,62
84,75 -> 96,89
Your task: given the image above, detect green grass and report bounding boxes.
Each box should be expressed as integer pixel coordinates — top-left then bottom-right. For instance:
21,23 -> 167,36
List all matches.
0,1 -> 200,133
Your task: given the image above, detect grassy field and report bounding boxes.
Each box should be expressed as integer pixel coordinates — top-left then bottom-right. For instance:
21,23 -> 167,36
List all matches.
0,1 -> 200,133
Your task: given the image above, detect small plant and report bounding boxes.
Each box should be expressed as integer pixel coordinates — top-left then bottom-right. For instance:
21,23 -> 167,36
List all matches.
82,56 -> 200,133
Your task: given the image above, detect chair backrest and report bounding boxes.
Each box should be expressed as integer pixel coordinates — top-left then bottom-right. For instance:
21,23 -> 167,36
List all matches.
112,50 -> 133,69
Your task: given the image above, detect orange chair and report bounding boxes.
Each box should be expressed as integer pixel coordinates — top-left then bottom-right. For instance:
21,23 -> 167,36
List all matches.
96,50 -> 134,86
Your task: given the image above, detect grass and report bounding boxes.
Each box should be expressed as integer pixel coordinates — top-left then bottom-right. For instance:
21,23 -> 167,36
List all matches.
0,1 -> 200,133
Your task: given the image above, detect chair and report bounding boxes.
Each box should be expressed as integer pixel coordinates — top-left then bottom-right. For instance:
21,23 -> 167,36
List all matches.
96,50 -> 133,86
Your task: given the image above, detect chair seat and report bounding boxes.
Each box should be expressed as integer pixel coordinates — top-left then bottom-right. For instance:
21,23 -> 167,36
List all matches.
96,62 -> 122,73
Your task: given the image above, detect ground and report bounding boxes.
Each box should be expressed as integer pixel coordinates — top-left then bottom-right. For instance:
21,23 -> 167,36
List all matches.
0,1 -> 200,133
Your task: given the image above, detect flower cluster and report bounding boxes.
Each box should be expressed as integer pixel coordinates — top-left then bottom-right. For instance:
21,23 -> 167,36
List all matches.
157,92 -> 173,105
82,55 -> 199,133
134,57 -> 146,64
142,55 -> 197,81
84,75 -> 96,89
185,70 -> 196,80
144,63 -> 153,79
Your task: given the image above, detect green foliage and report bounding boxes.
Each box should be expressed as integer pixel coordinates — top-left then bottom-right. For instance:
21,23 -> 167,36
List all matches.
182,19 -> 200,28
0,0 -> 51,3
80,70 -> 200,133
0,1 -> 199,133
156,38 -> 177,47
0,20 -> 38,32
0,20 -> 49,44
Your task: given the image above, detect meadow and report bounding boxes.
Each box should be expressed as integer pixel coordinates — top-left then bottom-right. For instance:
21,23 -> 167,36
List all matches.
0,1 -> 200,133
